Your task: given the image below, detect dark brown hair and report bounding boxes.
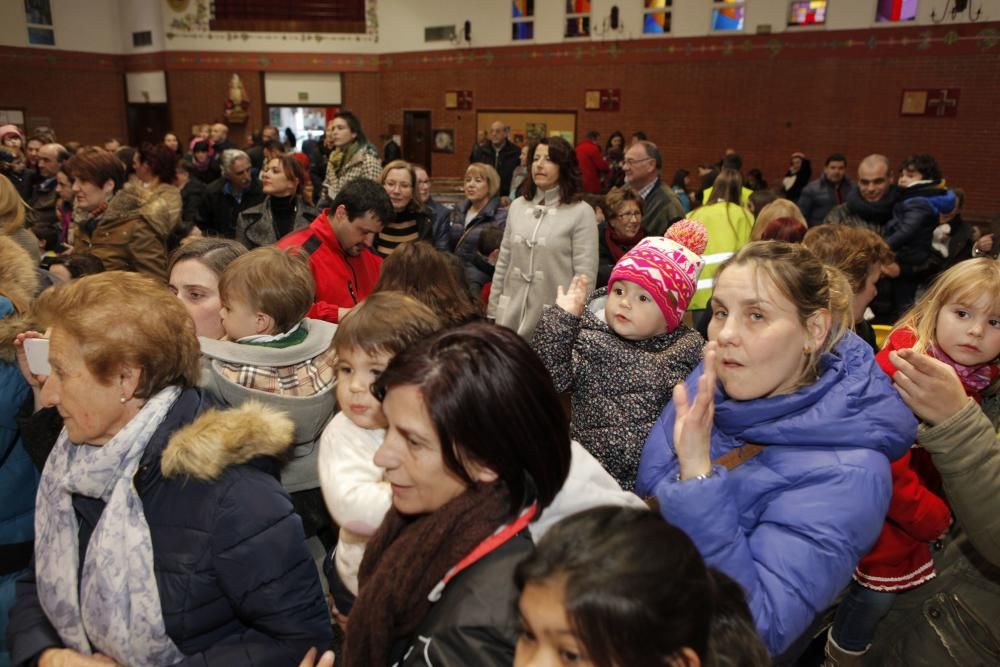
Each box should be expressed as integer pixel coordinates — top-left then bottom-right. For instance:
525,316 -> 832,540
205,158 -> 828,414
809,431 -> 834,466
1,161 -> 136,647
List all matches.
168,237 -> 247,278
137,142 -> 179,184
373,241 -> 481,328
519,136 -> 582,204
373,323 -> 571,512
268,154 -> 306,197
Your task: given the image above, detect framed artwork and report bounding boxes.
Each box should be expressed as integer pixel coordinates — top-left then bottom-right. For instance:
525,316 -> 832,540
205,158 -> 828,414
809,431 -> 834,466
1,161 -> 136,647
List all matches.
900,90 -> 928,116
432,128 -> 455,153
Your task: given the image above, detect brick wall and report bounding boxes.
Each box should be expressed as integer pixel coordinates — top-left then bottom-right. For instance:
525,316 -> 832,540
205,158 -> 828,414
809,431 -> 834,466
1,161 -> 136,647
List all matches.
3,21 -> 998,217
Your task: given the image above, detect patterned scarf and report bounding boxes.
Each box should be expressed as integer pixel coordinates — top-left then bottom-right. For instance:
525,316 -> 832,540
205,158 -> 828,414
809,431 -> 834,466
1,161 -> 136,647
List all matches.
929,343 -> 1000,398
327,140 -> 360,178
34,386 -> 185,667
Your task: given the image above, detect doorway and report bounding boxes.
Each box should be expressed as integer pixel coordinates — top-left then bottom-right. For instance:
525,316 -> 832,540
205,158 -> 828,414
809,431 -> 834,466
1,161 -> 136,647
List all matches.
403,110 -> 431,172
126,104 -> 170,148
267,106 -> 336,150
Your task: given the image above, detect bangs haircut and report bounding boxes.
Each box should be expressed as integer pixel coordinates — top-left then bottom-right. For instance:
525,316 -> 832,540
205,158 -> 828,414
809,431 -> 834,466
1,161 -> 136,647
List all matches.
218,247 -> 315,333
465,162 -> 501,198
333,291 -> 442,359
31,271 -> 201,396
372,323 -> 571,512
895,258 -> 1000,355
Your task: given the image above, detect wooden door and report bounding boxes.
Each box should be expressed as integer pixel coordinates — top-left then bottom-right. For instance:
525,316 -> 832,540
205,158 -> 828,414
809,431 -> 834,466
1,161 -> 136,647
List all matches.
403,110 -> 431,172
127,104 -> 171,148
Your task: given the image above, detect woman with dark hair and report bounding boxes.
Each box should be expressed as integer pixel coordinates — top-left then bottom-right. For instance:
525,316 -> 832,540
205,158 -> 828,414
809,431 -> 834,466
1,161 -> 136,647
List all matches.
372,241 -> 481,328
670,168 -> 692,213
339,323 -> 572,666
69,146 -> 175,281
235,154 -> 318,249
515,506 -> 769,667
319,111 -> 381,207
603,131 -> 626,190
780,152 -> 812,203
134,142 -> 182,232
488,136 -> 599,339
375,159 -> 433,257
163,132 -> 183,158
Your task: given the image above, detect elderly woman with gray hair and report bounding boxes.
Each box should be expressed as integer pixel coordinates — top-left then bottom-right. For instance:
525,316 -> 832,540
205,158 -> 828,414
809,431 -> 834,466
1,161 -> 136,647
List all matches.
7,272 -> 330,666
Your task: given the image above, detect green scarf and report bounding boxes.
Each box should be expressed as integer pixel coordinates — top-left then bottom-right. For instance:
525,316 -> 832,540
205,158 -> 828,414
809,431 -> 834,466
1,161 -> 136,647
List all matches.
328,140 -> 362,178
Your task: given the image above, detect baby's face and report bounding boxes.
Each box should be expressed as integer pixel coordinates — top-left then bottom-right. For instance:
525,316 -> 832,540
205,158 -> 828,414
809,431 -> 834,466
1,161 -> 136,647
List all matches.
220,296 -> 266,340
606,280 -> 669,340
335,345 -> 390,430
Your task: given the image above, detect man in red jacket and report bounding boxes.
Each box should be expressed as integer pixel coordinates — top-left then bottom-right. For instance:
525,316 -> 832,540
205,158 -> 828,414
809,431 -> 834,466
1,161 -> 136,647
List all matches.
575,130 -> 609,194
277,179 -> 394,323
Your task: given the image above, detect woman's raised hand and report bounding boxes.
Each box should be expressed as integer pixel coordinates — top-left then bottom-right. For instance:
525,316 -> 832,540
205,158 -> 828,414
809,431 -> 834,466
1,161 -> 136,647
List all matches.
555,274 -> 589,317
890,348 -> 968,426
299,647 -> 336,667
673,343 -> 717,480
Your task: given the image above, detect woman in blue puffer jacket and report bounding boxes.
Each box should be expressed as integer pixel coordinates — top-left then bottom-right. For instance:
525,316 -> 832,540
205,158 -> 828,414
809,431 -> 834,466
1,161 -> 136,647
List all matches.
636,241 -> 915,657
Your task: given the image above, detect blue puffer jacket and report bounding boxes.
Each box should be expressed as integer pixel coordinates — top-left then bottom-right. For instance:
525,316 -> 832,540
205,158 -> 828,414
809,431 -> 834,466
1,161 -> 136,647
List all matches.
636,333 -> 916,656
7,389 -> 332,666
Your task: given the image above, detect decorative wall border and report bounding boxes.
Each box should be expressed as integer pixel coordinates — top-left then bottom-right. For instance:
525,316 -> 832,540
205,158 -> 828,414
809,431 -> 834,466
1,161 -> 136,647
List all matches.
1,21 -> 995,75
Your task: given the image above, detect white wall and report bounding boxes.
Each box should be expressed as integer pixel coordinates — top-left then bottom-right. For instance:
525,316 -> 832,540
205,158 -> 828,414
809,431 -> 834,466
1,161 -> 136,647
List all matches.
126,70 -> 167,102
2,0 -> 996,55
264,72 -> 342,105
0,0 -> 123,52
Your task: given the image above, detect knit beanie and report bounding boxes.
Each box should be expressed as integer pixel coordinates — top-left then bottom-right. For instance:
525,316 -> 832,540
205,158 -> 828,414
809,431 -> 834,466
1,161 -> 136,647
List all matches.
0,125 -> 23,142
607,219 -> 708,332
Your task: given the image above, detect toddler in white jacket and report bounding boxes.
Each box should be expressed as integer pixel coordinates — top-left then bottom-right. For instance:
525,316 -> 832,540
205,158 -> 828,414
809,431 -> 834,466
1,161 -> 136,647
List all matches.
318,292 -> 442,615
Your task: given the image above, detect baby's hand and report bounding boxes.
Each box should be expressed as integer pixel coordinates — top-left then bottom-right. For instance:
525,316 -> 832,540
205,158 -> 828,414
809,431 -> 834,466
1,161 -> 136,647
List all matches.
555,274 -> 589,317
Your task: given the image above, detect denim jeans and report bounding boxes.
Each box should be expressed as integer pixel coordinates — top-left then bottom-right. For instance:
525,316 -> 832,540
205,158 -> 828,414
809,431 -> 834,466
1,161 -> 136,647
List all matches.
831,582 -> 898,651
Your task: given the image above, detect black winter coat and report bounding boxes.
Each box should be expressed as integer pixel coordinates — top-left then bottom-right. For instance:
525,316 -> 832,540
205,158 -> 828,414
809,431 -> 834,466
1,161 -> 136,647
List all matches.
883,183 -> 957,270
196,177 -> 265,239
389,531 -> 531,666
449,197 -> 508,294
7,389 -> 332,666
532,290 -> 704,490
469,141 -> 521,198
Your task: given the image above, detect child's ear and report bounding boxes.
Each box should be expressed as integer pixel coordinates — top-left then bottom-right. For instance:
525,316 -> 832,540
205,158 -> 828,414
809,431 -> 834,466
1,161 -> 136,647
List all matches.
255,312 -> 276,335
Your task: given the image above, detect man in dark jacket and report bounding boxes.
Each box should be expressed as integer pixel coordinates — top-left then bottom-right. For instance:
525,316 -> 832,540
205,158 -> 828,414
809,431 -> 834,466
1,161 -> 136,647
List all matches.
176,161 -> 208,225
798,153 -> 857,227
823,154 -> 898,233
197,149 -> 264,238
470,121 -> 521,197
27,144 -> 68,226
623,140 -> 685,236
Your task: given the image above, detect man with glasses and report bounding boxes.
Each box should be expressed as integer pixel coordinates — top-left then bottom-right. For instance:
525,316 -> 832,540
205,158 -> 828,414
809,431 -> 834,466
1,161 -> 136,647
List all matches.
622,140 -> 685,236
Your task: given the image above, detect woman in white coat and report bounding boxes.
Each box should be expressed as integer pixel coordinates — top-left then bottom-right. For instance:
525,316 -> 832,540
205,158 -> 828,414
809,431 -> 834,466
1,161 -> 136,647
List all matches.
487,136 -> 598,340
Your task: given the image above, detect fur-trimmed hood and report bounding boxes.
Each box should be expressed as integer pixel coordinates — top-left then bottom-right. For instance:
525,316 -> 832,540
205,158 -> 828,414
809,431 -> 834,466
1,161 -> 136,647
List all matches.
0,236 -> 38,362
161,400 -> 295,481
94,183 -> 176,237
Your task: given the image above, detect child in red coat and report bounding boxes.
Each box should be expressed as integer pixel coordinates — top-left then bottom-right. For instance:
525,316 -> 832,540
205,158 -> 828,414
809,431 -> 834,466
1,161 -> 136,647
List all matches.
827,258 -> 1000,662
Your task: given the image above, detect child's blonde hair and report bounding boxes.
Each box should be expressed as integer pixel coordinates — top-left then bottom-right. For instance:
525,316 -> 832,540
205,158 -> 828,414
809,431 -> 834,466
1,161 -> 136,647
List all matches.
218,247 -> 315,333
893,258 -> 1000,355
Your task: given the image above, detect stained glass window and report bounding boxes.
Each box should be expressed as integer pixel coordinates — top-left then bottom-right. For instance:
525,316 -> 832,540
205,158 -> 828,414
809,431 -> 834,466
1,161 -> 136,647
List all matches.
565,0 -> 591,37
876,0 -> 918,22
788,0 -> 827,26
711,0 -> 745,32
512,0 -> 534,41
643,0 -> 673,35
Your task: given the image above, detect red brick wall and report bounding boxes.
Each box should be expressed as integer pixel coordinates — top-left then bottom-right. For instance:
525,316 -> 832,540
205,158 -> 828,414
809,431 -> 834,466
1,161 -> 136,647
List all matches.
3,21 -> 998,217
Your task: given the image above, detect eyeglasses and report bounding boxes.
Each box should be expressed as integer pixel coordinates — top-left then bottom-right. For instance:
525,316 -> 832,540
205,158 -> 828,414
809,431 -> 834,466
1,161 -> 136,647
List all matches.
612,210 -> 642,220
623,157 -> 654,167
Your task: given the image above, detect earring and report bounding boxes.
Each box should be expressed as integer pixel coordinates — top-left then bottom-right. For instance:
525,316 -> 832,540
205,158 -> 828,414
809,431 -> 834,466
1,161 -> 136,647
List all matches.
120,396 -> 128,404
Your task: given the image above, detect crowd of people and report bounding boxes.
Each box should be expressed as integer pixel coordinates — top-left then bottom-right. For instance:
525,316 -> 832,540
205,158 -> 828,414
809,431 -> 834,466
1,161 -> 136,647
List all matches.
0,112 -> 998,667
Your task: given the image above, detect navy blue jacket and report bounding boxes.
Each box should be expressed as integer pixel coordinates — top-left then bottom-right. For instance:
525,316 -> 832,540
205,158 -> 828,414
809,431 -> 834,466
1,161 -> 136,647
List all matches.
7,389 -> 332,666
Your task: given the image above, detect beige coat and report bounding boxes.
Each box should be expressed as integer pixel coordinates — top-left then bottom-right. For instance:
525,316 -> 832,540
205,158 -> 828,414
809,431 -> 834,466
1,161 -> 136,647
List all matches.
488,188 -> 598,340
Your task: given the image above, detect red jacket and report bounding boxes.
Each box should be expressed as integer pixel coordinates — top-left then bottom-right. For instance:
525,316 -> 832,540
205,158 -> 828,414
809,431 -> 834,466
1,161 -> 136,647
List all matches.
575,140 -> 609,194
277,211 -> 382,323
854,328 -> 954,591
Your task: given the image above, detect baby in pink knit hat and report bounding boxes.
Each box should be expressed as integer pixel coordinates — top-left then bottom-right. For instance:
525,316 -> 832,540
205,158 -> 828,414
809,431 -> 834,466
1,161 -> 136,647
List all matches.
532,220 -> 708,491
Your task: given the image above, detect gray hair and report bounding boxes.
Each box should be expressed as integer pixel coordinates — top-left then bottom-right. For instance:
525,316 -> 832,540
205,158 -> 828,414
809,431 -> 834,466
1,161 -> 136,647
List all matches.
220,149 -> 249,173
637,140 -> 662,170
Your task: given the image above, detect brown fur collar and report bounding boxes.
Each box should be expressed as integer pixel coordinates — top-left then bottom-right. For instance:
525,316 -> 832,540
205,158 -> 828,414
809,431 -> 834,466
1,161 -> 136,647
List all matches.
0,237 -> 38,362
161,401 -> 295,481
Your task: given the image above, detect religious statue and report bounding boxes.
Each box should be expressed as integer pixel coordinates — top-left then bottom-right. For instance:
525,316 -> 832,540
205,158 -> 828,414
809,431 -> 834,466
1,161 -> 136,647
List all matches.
224,73 -> 250,124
